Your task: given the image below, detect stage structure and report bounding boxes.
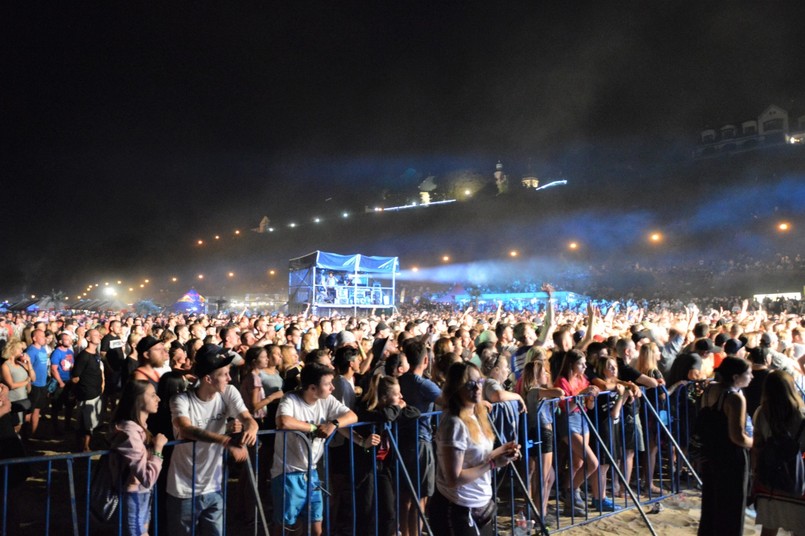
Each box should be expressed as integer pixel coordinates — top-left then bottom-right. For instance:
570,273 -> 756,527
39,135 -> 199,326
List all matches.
288,251 -> 399,315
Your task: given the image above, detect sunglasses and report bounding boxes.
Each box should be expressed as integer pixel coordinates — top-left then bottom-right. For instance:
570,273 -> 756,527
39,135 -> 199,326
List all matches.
464,378 -> 485,391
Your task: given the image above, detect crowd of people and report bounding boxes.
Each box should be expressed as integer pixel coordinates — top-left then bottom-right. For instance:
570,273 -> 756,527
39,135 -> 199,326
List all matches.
404,251 -> 805,310
1,287 -> 805,535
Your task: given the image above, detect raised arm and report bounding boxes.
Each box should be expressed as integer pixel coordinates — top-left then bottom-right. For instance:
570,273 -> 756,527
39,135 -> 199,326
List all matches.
536,284 -> 555,347
574,301 -> 596,351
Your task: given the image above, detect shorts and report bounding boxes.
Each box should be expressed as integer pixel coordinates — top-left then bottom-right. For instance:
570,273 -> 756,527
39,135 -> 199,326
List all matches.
77,396 -> 102,434
529,424 -> 553,456
9,398 -> 31,427
623,409 -> 645,452
401,440 -> 436,498
558,411 -> 589,437
590,418 -> 622,461
271,471 -> 323,526
51,383 -> 74,411
124,491 -> 152,535
28,385 -> 49,410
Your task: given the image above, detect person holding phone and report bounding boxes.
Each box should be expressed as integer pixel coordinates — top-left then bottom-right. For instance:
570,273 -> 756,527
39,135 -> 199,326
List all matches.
431,361 -> 521,535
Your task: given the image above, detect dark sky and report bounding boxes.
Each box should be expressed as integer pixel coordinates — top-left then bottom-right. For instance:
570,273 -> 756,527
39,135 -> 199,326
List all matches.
3,2 -> 805,298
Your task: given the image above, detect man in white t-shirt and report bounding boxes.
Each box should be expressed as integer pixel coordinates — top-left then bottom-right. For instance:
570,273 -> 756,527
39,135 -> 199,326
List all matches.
167,344 -> 258,536
270,362 -> 358,536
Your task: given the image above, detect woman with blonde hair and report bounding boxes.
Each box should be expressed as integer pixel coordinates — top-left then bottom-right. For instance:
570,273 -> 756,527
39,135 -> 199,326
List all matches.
479,349 -> 525,410
752,370 -> 805,536
521,357 -> 563,518
301,330 -> 318,355
636,342 -> 665,495
354,374 -> 413,536
1,339 -> 34,433
430,361 -> 520,535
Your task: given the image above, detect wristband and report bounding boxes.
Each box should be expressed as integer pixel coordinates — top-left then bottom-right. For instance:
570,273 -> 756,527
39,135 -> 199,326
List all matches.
152,450 -> 164,460
309,423 -> 317,433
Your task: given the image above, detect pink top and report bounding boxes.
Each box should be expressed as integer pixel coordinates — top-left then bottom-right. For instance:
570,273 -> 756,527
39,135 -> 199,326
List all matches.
112,420 -> 163,492
240,371 -> 267,421
554,375 -> 589,414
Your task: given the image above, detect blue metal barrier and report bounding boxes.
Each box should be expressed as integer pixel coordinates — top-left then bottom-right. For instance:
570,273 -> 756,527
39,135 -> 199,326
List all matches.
1,392 -> 703,536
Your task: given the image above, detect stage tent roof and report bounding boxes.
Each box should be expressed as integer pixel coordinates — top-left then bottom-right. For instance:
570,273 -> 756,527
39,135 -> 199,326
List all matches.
289,251 -> 398,273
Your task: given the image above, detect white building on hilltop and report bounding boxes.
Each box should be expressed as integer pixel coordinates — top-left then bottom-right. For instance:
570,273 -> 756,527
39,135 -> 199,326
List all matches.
694,104 -> 805,158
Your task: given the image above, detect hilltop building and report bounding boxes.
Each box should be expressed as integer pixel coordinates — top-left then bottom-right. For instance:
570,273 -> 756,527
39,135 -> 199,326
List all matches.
695,104 -> 805,158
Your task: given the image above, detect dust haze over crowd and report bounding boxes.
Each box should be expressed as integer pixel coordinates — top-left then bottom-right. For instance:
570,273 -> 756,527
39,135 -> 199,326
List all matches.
3,3 -> 805,296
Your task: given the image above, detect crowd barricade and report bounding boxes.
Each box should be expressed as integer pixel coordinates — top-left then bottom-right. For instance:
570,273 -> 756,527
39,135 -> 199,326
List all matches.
1,390 -> 704,536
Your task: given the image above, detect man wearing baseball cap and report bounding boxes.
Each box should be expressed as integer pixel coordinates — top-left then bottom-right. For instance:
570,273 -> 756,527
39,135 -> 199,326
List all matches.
166,344 -> 258,536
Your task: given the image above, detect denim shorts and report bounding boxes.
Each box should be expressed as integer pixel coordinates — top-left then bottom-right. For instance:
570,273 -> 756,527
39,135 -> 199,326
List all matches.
124,491 -> 152,536
271,471 -> 323,526
558,411 -> 589,437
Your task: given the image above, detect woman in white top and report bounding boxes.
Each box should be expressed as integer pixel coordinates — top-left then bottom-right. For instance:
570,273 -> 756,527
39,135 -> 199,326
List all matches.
431,361 -> 520,535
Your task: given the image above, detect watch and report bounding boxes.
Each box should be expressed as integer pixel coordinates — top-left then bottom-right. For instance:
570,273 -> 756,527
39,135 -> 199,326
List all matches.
330,419 -> 340,428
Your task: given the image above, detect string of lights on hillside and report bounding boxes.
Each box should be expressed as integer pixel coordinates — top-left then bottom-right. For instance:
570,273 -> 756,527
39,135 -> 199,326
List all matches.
33,219 -> 791,304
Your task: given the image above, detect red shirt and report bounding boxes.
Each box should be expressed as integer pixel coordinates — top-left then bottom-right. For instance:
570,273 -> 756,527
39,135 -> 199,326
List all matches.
554,375 -> 589,413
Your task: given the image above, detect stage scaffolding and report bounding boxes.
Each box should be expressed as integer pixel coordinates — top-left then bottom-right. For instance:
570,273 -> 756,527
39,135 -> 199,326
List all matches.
288,251 -> 399,315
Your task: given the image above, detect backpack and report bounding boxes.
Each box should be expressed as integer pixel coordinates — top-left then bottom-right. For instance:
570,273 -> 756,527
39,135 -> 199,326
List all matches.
89,451 -> 125,523
757,418 -> 805,495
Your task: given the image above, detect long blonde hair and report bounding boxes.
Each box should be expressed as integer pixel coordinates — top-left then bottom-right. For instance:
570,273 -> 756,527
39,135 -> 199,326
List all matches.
519,357 -> 550,397
362,374 -> 399,411
442,362 -> 493,443
636,342 -> 660,376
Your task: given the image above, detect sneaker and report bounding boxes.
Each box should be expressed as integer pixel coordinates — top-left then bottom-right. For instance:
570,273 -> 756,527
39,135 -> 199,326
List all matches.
563,489 -> 586,512
590,498 -> 622,512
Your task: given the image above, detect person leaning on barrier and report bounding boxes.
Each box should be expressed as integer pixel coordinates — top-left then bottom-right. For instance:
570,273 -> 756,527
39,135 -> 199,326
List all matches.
553,349 -> 601,514
109,379 -> 168,536
519,355 -> 564,519
354,374 -> 419,536
270,362 -> 361,536
613,337 -> 659,497
166,344 -> 258,536
397,339 -> 440,536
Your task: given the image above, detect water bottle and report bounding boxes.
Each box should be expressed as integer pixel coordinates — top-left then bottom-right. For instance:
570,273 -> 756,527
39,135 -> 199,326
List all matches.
513,511 -> 533,536
745,415 -> 753,438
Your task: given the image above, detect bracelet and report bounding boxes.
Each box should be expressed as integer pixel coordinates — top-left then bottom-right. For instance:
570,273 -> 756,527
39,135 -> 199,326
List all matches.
152,450 -> 164,460
309,423 -> 317,433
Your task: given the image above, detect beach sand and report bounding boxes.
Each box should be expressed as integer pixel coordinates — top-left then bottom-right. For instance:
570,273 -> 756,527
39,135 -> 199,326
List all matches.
556,491 -> 792,536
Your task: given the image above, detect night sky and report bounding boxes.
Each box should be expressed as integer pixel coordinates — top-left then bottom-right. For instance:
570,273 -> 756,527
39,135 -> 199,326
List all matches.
4,2 -> 805,299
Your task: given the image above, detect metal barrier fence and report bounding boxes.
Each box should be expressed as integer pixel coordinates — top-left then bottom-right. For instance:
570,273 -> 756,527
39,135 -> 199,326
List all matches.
1,387 -> 704,536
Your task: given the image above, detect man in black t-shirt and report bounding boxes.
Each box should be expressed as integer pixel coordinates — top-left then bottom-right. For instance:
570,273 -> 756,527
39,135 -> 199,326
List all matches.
71,328 -> 105,452
614,338 -> 659,495
100,320 -> 125,411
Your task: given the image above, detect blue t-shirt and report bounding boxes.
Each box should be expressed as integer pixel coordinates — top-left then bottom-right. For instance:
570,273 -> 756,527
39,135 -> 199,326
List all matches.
50,347 -> 75,382
398,373 -> 441,443
27,344 -> 51,387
